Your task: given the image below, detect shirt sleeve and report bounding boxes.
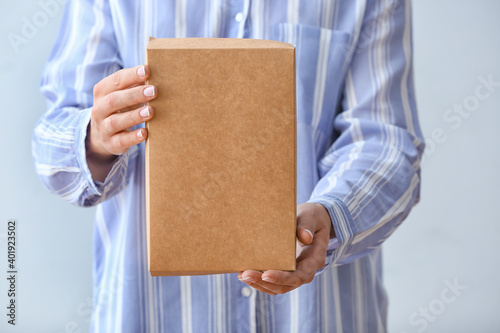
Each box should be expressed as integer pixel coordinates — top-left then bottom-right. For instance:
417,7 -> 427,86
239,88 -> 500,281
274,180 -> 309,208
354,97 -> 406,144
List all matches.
308,0 -> 425,271
32,0 -> 130,207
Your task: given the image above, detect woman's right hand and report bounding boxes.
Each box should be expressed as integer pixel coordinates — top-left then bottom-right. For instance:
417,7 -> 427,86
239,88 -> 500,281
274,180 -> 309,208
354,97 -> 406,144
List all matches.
87,64 -> 157,181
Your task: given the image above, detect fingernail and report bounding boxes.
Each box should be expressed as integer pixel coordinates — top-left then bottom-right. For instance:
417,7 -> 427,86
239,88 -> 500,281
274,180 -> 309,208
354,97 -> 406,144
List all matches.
140,107 -> 150,118
262,276 -> 275,283
137,66 -> 146,77
242,276 -> 255,283
144,86 -> 155,97
305,229 -> 314,240
137,129 -> 143,138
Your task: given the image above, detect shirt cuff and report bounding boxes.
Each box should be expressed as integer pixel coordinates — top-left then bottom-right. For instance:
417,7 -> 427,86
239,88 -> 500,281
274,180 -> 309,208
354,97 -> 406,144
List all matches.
308,195 -> 356,274
74,108 -> 129,197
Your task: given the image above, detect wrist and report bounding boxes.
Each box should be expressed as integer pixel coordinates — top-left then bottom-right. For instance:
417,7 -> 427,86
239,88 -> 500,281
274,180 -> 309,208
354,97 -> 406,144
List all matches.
86,143 -> 117,164
86,122 -> 117,164
85,123 -> 117,182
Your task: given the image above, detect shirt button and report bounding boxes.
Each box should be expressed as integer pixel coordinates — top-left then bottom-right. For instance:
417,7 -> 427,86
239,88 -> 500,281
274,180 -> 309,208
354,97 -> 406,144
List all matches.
241,287 -> 252,297
235,12 -> 244,22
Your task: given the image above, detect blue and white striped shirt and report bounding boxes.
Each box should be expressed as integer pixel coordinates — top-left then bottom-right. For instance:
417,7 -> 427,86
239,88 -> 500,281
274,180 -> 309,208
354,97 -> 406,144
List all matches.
33,0 -> 424,332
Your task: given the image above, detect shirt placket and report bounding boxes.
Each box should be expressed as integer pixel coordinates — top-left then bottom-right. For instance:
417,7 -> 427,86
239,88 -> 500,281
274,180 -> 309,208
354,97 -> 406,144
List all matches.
222,0 -> 250,38
235,276 -> 258,333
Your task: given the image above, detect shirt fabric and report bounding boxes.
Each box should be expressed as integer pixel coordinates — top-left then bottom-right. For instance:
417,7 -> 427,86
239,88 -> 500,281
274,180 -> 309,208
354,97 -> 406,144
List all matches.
33,0 -> 424,332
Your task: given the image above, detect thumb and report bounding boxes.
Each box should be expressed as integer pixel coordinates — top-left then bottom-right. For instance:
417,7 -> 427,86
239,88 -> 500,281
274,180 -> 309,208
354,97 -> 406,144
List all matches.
297,227 -> 314,245
296,209 -> 316,245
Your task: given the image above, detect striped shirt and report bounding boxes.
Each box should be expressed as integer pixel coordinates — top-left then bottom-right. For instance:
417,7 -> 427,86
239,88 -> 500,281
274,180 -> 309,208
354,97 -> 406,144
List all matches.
32,0 -> 424,332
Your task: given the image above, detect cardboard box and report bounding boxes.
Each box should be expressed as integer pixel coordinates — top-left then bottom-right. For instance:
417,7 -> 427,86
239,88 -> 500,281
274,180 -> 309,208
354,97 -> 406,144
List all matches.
145,38 -> 296,276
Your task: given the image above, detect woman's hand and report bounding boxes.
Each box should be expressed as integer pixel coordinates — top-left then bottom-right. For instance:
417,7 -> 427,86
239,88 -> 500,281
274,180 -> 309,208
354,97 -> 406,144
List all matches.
238,202 -> 333,295
87,64 -> 157,181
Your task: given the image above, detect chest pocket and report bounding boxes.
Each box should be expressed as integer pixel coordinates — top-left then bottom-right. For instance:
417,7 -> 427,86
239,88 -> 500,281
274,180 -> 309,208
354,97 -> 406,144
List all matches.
272,23 -> 352,139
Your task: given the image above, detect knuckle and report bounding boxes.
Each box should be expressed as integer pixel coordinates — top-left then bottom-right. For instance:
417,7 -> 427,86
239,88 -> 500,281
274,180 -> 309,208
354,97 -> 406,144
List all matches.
110,134 -> 122,151
93,84 -> 100,97
93,81 -> 104,96
104,94 -> 115,110
91,106 -> 100,120
100,137 -> 111,151
105,116 -> 117,133
117,134 -> 127,148
111,72 -> 121,88
98,135 -> 115,153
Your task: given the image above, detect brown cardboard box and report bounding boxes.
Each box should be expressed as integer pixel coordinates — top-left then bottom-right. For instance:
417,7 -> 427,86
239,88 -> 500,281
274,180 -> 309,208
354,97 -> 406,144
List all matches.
145,38 -> 296,276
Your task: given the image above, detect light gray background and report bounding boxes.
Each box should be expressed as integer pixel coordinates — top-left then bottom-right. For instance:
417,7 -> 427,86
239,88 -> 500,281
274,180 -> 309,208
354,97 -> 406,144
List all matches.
0,1 -> 498,332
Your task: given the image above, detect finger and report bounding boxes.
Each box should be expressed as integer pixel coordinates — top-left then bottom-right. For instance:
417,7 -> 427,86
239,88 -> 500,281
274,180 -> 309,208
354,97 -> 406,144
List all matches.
245,282 -> 279,296
94,65 -> 150,96
118,102 -> 146,113
239,269 -> 296,294
238,271 -> 282,295
102,85 -> 157,115
260,270 -> 302,288
296,206 -> 317,245
240,270 -> 299,294
297,227 -> 314,245
251,282 -> 294,295
105,128 -> 147,155
261,236 -> 328,287
296,203 -> 330,245
247,277 -> 296,294
103,106 -> 154,135
239,270 -> 263,284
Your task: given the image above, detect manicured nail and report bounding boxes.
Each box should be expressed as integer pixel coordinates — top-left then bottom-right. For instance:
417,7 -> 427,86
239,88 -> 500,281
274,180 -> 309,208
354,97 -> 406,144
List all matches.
304,229 -> 314,241
137,129 -> 144,138
137,66 -> 146,77
144,86 -> 155,97
262,276 -> 275,283
140,107 -> 150,118
242,276 -> 255,283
